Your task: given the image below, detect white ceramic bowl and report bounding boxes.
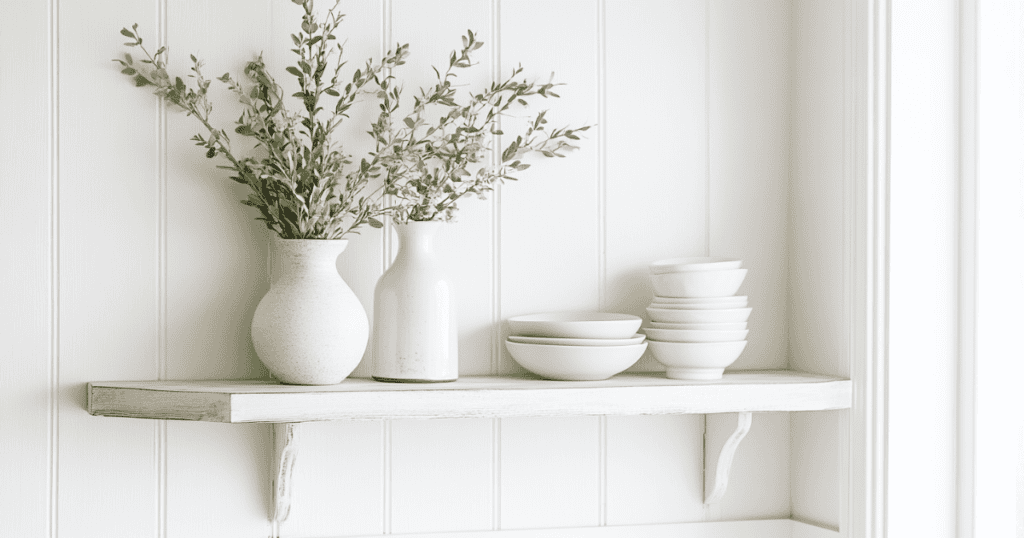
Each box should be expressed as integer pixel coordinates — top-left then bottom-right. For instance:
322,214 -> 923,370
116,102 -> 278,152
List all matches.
646,306 -> 752,324
649,299 -> 749,310
655,295 -> 753,303
507,312 -> 643,339
649,257 -> 743,274
650,269 -> 747,298
643,327 -> 748,343
507,334 -> 646,347
649,321 -> 748,331
647,340 -> 748,380
505,340 -> 648,381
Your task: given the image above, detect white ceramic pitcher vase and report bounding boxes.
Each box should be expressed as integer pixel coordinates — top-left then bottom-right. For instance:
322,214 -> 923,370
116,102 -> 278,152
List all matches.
251,236 -> 369,385
372,221 -> 458,382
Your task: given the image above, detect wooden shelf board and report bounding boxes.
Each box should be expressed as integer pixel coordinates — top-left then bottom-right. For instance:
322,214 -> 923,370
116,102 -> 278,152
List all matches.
87,369 -> 851,423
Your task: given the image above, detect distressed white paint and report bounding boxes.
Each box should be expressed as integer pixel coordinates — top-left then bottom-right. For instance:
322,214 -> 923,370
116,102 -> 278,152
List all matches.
0,0 -> 878,536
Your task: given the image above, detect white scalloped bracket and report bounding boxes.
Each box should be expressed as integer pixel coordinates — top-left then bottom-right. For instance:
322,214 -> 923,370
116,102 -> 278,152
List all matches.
272,422 -> 301,533
704,411 -> 753,504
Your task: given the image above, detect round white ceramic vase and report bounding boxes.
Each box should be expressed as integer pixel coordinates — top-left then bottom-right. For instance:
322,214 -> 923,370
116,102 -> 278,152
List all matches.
251,236 -> 369,385
372,221 -> 458,382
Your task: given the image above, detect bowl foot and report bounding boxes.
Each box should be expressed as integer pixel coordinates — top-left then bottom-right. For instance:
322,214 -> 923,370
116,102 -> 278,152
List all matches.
665,367 -> 725,380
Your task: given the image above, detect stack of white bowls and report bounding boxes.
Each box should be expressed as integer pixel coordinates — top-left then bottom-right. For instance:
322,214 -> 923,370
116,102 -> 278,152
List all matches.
504,312 -> 647,381
643,257 -> 751,380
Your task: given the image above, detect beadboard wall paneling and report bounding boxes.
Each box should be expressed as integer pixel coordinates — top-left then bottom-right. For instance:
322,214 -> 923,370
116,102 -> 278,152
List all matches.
388,3 -> 497,534
789,0 -> 850,531
1,1 -> 812,536
56,0 -> 163,535
601,0 -> 709,528
0,2 -> 56,537
709,0 -> 791,372
164,2 -> 275,536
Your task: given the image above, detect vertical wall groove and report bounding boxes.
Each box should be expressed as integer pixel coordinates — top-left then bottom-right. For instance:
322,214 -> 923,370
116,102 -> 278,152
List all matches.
381,0 -> 394,272
381,2 -> 394,533
704,0 -> 712,257
490,0 -> 503,529
596,0 -> 607,526
47,0 -> 60,536
155,1 -> 169,537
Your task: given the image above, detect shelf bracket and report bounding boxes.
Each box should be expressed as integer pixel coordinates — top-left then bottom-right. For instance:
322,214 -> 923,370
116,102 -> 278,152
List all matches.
272,423 -> 301,529
704,411 -> 753,504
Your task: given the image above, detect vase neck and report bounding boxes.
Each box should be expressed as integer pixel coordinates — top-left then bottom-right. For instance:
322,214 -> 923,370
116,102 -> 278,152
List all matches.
270,237 -> 348,282
394,221 -> 442,257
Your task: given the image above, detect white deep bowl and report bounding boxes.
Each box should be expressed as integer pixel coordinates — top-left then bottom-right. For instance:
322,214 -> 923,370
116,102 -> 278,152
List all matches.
649,321 -> 748,331
507,334 -> 646,347
643,327 -> 748,343
647,340 -> 748,380
650,269 -> 747,298
646,306 -> 752,324
649,298 -> 749,310
507,312 -> 642,339
505,340 -> 648,381
649,257 -> 743,274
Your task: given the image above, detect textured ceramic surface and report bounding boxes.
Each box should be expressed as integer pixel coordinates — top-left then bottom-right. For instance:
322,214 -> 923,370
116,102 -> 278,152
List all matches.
648,321 -> 748,331
651,295 -> 748,306
506,333 -> 646,346
251,237 -> 369,385
504,340 -> 648,381
372,221 -> 458,382
507,312 -> 642,339
649,299 -> 749,310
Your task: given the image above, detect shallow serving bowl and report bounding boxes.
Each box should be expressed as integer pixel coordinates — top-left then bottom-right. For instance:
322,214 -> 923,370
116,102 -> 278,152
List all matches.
646,306 -> 752,324
649,298 -> 749,310
647,340 -> 748,380
650,269 -> 747,298
643,327 -> 748,343
652,295 -> 748,306
507,312 -> 642,339
649,257 -> 743,274
507,334 -> 646,347
505,340 -> 648,381
649,321 -> 748,331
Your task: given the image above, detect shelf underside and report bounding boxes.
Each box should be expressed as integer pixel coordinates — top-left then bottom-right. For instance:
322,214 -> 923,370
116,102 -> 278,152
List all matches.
88,370 -> 851,423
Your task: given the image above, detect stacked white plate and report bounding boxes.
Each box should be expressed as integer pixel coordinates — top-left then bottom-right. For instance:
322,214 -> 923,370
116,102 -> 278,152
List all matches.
644,257 -> 750,380
504,312 -> 647,381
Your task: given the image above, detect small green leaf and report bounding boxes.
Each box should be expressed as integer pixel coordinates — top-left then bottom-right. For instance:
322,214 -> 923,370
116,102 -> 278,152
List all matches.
121,67 -> 137,75
206,147 -> 216,158
368,217 -> 384,228
120,28 -> 135,38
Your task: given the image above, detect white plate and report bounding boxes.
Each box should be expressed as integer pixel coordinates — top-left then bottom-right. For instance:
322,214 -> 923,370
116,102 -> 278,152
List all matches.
649,257 -> 743,274
507,312 -> 643,339
649,299 -> 748,310
508,334 -> 646,346
649,321 -> 748,331
646,306 -> 752,323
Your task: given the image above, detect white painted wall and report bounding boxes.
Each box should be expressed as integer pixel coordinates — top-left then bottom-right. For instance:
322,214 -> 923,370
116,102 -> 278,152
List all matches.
0,1 -> 823,537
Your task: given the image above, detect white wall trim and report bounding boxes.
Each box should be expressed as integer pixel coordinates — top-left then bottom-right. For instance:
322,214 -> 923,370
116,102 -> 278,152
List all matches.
849,0 -> 890,537
956,1 -> 978,537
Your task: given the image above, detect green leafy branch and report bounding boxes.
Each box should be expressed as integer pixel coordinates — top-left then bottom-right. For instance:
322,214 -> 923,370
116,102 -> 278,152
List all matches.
113,0 -> 410,239
370,30 -> 592,223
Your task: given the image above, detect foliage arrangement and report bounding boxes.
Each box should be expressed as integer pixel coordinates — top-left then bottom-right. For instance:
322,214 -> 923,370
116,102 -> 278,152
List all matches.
114,0 -> 409,239
371,31 -> 591,223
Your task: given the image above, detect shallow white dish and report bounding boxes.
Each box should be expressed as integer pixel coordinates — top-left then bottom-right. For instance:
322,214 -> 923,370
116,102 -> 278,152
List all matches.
647,340 -> 748,380
650,269 -> 747,298
646,306 -> 752,324
649,321 -> 748,331
507,334 -> 646,347
652,295 -> 748,306
505,340 -> 648,381
643,327 -> 748,343
507,312 -> 642,339
649,257 -> 743,274
649,299 -> 748,310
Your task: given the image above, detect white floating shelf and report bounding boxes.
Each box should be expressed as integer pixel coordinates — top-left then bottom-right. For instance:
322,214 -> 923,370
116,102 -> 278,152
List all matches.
88,369 -> 851,423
